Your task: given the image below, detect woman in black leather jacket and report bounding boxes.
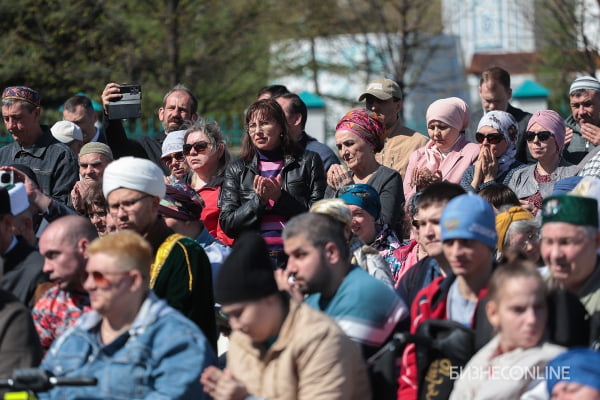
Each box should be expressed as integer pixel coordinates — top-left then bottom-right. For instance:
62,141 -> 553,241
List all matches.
219,99 -> 326,267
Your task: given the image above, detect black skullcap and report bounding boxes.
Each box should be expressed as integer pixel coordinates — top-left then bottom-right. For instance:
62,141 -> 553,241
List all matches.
215,231 -> 278,304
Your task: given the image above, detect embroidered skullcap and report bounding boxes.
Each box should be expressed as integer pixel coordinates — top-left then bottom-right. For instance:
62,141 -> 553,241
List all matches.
527,110 -> 566,151
477,110 -> 519,145
569,76 -> 600,94
79,142 -> 113,160
159,184 -> 203,221
2,86 -> 40,107
495,206 -> 533,253
426,97 -> 470,132
546,348 -> 600,394
358,78 -> 402,101
6,183 -> 29,216
215,231 -> 278,304
50,121 -> 83,144
161,130 -> 186,158
541,194 -> 598,228
441,193 -> 497,248
336,183 -> 381,220
309,198 -> 352,228
102,156 -> 166,199
336,109 -> 385,152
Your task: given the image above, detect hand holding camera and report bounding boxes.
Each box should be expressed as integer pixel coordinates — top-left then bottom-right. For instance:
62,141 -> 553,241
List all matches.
101,82 -> 142,120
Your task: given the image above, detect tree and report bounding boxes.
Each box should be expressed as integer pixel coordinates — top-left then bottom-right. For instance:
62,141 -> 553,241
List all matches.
531,0 -> 600,112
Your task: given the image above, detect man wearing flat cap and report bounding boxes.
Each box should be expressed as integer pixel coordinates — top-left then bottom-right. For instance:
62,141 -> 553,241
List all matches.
70,142 -> 113,213
102,156 -> 217,350
0,86 -> 79,205
359,78 -> 427,179
540,194 -> 600,333
201,231 -> 371,400
564,76 -> 600,164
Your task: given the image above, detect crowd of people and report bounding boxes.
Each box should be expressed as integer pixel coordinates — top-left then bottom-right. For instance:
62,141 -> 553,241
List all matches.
0,67 -> 599,399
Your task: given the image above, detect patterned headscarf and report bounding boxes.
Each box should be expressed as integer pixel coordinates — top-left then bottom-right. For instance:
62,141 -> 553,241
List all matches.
478,110 -> 519,176
158,184 -> 204,221
336,108 -> 385,152
2,86 -> 41,107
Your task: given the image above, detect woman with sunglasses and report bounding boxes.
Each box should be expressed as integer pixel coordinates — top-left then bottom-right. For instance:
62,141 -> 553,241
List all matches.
461,110 -> 526,193
508,110 -> 580,216
160,129 -> 190,185
183,118 -> 233,245
219,99 -> 326,267
404,97 -> 479,207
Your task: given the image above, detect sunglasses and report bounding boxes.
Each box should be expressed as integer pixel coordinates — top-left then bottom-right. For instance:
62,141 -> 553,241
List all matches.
182,141 -> 209,156
475,132 -> 504,144
525,131 -> 553,142
160,152 -> 185,166
89,270 -> 130,287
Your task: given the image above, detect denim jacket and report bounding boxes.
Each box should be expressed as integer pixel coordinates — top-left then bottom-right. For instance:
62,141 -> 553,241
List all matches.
39,291 -> 216,400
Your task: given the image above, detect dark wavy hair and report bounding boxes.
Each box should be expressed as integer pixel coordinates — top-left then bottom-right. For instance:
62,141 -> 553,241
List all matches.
240,98 -> 301,161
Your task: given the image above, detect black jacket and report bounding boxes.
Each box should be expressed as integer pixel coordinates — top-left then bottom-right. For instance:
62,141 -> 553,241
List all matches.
219,150 -> 326,238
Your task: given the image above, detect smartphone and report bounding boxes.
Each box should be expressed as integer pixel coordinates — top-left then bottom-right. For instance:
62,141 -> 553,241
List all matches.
108,84 -> 142,120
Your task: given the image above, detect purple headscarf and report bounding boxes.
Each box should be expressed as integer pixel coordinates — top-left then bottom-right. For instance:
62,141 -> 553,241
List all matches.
527,110 -> 566,151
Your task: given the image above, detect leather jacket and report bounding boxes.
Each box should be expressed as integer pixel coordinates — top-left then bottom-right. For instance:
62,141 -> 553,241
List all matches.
219,150 -> 326,238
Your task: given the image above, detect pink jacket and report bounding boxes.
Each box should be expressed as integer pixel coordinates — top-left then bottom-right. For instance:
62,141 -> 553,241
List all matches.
404,135 -> 480,204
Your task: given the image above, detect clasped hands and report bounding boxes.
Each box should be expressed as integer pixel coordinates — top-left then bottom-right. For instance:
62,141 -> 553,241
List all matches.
326,164 -> 353,190
254,175 -> 282,206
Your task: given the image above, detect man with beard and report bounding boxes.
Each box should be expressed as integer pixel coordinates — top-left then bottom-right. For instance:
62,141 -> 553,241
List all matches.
101,83 -> 198,175
280,212 -> 407,358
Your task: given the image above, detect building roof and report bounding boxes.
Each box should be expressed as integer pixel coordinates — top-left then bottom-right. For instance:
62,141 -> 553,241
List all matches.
467,52 -> 537,75
299,91 -> 325,108
513,79 -> 550,98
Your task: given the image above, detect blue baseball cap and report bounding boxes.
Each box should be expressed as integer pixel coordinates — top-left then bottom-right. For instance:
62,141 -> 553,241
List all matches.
546,348 -> 600,394
440,194 -> 497,248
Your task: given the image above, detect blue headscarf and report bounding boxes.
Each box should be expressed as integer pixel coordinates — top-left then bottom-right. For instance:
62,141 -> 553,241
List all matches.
336,183 -> 381,220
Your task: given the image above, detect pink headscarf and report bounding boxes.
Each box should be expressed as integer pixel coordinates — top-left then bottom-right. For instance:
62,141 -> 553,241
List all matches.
336,108 -> 385,152
426,97 -> 470,132
527,110 -> 566,151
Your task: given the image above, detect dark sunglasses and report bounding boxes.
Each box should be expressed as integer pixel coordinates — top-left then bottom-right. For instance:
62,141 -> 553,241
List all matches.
475,132 -> 504,144
160,152 -> 185,166
525,131 -> 553,142
89,270 -> 130,287
182,141 -> 209,156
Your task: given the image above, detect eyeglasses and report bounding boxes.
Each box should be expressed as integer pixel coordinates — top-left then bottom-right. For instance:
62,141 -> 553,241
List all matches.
108,194 -> 152,213
182,141 -> 209,156
160,152 -> 185,166
519,232 -> 540,250
525,131 -> 553,142
89,270 -> 130,287
475,132 -> 505,144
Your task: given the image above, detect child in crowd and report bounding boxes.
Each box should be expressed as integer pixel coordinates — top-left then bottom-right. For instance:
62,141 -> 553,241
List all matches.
450,258 -> 565,399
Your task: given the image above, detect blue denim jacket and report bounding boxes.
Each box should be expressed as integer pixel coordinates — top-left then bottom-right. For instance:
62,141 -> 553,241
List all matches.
39,291 -> 216,400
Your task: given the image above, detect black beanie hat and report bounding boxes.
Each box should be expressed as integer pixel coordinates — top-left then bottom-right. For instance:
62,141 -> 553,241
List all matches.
215,231 -> 278,304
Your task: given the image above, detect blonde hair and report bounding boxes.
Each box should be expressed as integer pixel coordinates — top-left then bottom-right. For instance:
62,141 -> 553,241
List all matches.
87,231 -> 153,283
309,198 -> 352,228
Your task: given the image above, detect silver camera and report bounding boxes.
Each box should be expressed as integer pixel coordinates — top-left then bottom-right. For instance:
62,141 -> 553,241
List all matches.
0,170 -> 13,187
108,84 -> 142,120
